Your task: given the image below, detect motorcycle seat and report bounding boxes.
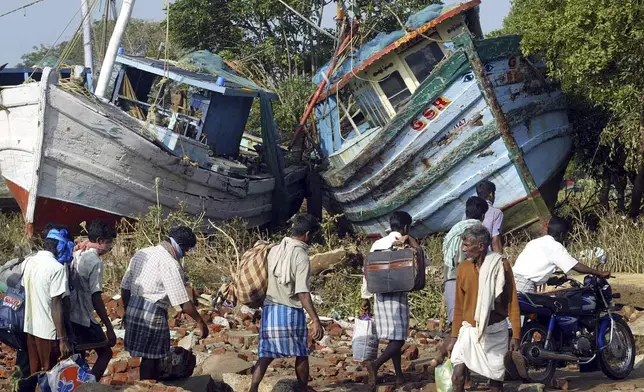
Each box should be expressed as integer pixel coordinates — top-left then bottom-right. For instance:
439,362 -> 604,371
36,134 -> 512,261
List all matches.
519,292 -> 570,313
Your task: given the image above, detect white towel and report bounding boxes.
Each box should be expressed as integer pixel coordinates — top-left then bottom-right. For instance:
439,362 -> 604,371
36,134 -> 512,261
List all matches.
451,319 -> 509,381
269,237 -> 308,286
474,252 -> 505,341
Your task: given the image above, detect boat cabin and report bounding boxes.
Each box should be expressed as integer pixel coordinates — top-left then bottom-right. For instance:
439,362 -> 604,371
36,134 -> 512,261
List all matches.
110,53 -> 277,171
312,1 -> 483,167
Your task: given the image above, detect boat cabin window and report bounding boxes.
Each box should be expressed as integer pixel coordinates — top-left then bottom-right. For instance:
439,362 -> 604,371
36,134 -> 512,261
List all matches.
404,42 -> 445,84
378,71 -> 411,110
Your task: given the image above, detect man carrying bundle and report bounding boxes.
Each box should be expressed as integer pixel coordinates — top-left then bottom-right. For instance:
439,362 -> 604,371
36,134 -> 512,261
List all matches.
249,214 -> 324,392
361,211 -> 422,388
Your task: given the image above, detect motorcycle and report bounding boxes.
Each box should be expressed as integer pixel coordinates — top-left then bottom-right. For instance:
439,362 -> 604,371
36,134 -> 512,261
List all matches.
517,267 -> 636,384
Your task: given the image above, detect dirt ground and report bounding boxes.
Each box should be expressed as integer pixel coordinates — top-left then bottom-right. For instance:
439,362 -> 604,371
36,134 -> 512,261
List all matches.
608,274 -> 644,308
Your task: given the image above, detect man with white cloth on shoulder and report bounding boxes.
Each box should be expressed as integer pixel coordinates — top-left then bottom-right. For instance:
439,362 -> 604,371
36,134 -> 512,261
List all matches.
447,223 -> 521,392
513,216 -> 611,293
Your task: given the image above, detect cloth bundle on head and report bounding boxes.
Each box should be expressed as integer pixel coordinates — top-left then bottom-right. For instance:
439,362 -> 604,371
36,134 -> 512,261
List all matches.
46,228 -> 74,264
74,240 -> 103,253
442,219 -> 480,269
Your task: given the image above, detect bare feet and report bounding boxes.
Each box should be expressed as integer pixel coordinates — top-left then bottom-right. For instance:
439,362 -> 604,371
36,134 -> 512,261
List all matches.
464,370 -> 473,390
364,361 -> 378,389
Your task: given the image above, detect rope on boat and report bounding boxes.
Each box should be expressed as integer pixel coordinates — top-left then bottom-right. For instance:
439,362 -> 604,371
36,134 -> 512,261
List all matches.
0,0 -> 47,19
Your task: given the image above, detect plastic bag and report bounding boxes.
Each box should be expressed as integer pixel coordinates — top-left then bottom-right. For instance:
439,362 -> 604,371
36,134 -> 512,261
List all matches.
38,354 -> 96,392
435,359 -> 454,392
352,317 -> 378,362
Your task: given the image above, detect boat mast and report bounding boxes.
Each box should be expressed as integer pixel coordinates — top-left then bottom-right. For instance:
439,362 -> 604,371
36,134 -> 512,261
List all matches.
80,0 -> 94,74
95,0 -> 135,99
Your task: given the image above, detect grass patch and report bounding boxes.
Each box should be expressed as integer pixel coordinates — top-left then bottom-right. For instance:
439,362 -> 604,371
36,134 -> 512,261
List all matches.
1,190 -> 642,323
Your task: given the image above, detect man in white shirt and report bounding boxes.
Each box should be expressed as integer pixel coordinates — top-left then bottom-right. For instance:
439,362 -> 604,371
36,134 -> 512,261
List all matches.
70,219 -> 118,381
23,225 -> 74,375
513,216 -> 610,293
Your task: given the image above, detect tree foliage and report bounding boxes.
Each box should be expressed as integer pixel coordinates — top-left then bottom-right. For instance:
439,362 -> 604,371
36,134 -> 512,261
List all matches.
501,0 -> 644,216
169,0 -> 334,134
355,0 -> 439,40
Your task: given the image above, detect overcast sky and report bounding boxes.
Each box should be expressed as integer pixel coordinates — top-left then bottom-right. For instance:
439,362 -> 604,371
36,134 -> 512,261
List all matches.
1,0 -> 511,67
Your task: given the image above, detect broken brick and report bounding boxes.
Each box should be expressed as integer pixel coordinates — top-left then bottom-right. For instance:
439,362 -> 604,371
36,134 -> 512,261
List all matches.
111,373 -> 128,385
325,367 -> 339,377
127,367 -> 140,382
403,345 -> 419,361
113,360 -> 128,373
327,355 -> 343,365
128,357 -> 141,368
327,323 -> 344,337
426,319 -> 440,332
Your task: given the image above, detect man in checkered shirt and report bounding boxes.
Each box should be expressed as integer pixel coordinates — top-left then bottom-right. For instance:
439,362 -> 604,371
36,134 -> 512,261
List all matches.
120,226 -> 208,380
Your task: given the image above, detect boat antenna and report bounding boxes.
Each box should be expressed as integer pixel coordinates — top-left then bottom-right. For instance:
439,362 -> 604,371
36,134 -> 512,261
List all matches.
0,0 -> 46,19
276,0 -> 335,40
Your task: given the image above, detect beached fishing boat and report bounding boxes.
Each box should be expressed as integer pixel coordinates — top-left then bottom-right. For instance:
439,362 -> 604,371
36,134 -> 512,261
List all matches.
306,0 -> 571,237
0,54 -> 306,235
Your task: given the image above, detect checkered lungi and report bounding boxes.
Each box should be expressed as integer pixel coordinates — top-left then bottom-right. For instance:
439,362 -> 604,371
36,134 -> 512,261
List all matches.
515,274 -> 537,293
374,292 -> 409,341
258,304 -> 308,358
124,296 -> 170,359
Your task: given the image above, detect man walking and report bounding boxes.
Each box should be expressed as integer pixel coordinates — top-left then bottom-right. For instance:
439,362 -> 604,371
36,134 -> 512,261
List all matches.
513,216 -> 610,293
362,211 -> 422,388
23,225 -> 74,375
121,226 -> 209,381
442,196 -> 488,324
249,214 -> 323,392
448,223 -> 521,392
477,180 -> 504,253
69,219 -> 118,380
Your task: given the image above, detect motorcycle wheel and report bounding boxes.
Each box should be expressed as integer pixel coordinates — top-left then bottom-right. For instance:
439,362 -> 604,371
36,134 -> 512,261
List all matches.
598,318 -> 636,380
521,322 -> 557,385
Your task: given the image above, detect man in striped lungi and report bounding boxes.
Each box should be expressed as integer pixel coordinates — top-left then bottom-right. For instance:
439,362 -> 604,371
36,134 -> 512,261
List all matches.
249,214 -> 324,392
361,211 -> 422,388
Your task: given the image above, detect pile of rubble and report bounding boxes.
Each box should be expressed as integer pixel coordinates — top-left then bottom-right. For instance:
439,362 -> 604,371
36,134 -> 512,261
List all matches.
1,293 -> 642,391
0,292 -> 447,391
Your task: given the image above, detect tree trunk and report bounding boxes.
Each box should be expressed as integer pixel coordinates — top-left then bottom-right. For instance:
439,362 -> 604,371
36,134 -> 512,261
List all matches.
613,172 -> 627,211
599,166 -> 611,208
629,161 -> 644,218
629,106 -> 644,218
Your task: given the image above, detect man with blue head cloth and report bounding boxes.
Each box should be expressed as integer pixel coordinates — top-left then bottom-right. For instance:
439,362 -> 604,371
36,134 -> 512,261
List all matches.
22,223 -> 74,375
